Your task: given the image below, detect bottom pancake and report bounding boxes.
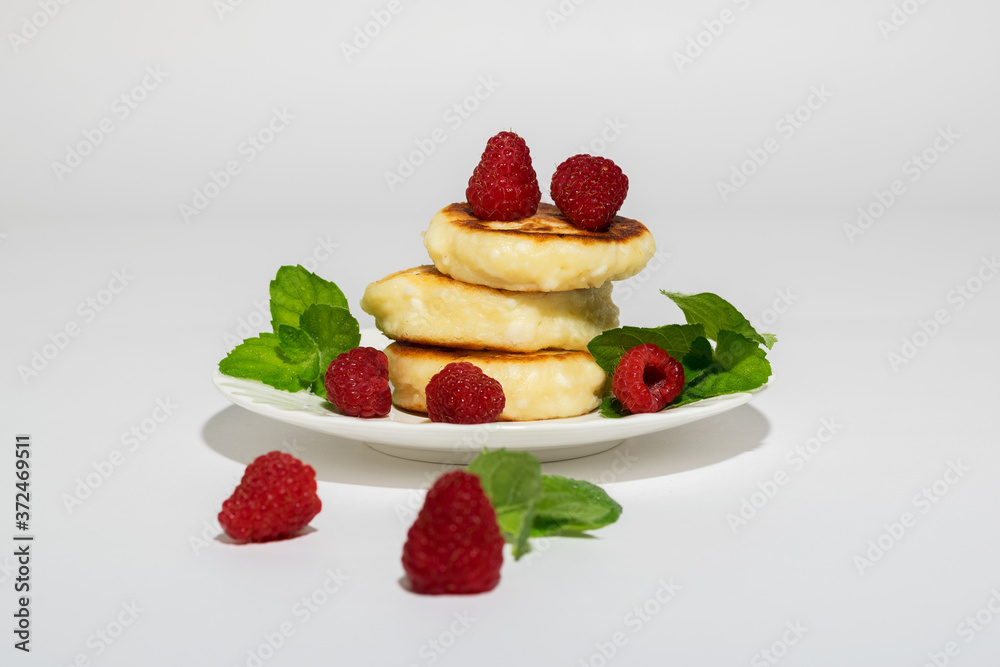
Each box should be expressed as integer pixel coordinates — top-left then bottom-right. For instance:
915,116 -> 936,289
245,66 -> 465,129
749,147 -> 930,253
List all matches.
385,341 -> 607,422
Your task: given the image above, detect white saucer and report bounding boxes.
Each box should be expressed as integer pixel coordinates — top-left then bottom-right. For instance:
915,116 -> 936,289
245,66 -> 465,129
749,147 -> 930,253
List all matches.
211,329 -> 758,464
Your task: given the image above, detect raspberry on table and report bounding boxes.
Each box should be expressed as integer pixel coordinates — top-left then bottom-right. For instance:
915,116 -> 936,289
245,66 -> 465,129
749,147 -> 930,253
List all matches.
425,362 -> 505,424
550,154 -> 629,231
402,470 -> 505,595
612,343 -> 685,414
218,451 -> 322,543
466,130 -> 542,221
324,346 -> 391,418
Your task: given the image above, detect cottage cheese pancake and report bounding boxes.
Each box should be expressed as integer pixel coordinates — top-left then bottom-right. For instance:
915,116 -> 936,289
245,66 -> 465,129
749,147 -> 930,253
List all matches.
384,342 -> 607,421
423,202 -> 656,292
361,266 -> 619,353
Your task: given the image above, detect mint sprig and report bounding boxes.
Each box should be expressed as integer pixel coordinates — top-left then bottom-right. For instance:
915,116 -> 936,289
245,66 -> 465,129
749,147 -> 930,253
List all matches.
467,451 -> 541,559
218,333 -> 311,393
467,450 -> 622,559
219,266 -> 360,397
587,324 -> 706,374
531,475 -> 622,536
671,330 -> 771,407
270,264 -> 349,331
663,291 -> 777,350
588,291 -> 775,416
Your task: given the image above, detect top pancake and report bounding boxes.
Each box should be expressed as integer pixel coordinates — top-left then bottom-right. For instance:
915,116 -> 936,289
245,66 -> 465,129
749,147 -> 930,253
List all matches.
423,202 -> 656,292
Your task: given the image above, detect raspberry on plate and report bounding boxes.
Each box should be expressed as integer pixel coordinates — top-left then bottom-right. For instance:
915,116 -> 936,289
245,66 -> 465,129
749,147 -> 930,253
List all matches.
402,470 -> 505,595
218,451 -> 322,543
466,131 -> 542,221
612,343 -> 685,414
324,346 -> 391,418
550,154 -> 629,231
425,362 -> 505,424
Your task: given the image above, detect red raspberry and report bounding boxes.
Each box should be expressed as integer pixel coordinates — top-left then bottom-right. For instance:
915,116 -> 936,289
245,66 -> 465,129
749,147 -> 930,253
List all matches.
402,470 -> 504,595
612,343 -> 685,414
425,362 -> 505,424
550,154 -> 629,231
218,451 -> 322,542
466,131 -> 542,221
324,347 -> 391,418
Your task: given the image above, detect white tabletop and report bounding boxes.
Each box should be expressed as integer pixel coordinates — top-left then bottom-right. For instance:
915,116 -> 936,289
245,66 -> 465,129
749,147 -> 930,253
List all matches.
3,2 -> 999,665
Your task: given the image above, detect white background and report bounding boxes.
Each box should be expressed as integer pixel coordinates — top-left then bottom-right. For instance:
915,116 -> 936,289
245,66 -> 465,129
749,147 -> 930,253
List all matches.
2,0 -> 999,665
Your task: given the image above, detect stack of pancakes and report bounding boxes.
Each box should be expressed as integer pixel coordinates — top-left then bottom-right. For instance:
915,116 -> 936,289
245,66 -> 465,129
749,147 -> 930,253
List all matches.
361,202 -> 656,421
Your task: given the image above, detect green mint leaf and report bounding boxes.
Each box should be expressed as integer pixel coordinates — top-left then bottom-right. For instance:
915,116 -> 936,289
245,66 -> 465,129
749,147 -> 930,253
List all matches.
712,329 -> 765,371
531,475 -> 622,536
588,291 -> 777,416
277,324 -> 320,381
681,335 -> 714,379
672,330 -> 772,406
218,333 -> 310,393
272,304 -> 360,399
219,266 -> 359,398
309,376 -> 327,398
299,304 -> 360,373
467,450 -> 543,560
599,396 -> 626,418
270,265 -> 349,332
662,291 -> 776,349
588,324 -> 705,374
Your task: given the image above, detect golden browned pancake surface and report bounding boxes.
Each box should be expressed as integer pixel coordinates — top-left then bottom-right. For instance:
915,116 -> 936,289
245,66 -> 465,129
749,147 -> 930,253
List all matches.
360,265 -> 619,353
385,341 -> 607,421
438,202 -> 650,243
423,202 -> 657,291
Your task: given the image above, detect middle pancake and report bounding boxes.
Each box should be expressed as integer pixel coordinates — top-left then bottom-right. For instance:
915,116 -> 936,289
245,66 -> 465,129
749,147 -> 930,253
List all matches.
360,265 -> 619,353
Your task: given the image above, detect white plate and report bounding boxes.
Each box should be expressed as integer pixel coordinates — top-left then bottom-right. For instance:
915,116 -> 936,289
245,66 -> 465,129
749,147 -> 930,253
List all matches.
212,329 -> 759,463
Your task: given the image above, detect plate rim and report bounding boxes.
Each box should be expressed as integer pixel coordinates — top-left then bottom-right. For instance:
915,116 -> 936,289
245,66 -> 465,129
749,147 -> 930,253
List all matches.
211,375 -> 760,454
212,327 -> 764,454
